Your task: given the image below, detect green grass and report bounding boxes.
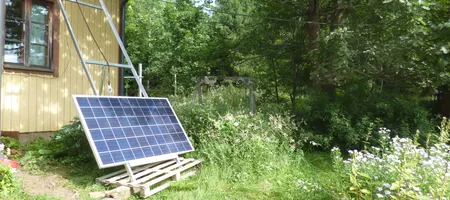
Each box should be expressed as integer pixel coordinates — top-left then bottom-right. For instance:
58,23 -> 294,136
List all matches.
10,151 -> 339,200
9,87 -> 342,199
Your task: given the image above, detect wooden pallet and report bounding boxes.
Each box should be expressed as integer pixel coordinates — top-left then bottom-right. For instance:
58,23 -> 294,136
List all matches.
96,157 -> 202,198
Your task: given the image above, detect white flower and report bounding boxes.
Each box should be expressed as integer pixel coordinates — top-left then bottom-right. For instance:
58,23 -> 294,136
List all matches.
234,122 -> 239,126
331,147 -> 339,152
384,190 -> 391,195
225,115 -> 233,120
376,193 -> 384,198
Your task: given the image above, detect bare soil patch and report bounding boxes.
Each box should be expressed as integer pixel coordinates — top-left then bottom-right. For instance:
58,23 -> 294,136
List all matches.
16,169 -> 79,200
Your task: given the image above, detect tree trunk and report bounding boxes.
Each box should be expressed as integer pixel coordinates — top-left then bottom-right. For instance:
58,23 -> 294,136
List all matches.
271,59 -> 280,104
324,0 -> 346,101
308,0 -> 320,50
330,0 -> 345,32
291,56 -> 300,114
308,0 -> 320,88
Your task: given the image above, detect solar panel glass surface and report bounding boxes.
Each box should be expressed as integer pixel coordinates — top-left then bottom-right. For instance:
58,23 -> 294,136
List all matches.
73,96 -> 194,168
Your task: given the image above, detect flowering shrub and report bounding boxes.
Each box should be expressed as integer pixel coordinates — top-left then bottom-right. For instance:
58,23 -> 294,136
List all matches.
174,87 -> 297,181
331,127 -> 450,199
195,112 -> 297,180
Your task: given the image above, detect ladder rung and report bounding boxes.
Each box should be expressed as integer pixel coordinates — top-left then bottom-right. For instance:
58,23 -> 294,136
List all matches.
85,60 -> 132,68
67,0 -> 102,10
124,76 -> 143,79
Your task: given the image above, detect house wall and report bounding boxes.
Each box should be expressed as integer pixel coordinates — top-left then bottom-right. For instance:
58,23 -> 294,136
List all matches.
1,0 -> 121,133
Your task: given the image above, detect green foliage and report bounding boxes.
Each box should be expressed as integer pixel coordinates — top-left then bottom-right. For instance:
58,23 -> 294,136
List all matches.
161,87 -> 317,199
295,87 -> 435,150
0,163 -> 17,195
175,87 -> 297,179
20,118 -> 95,174
330,130 -> 450,199
1,136 -> 22,160
126,0 -> 212,95
1,137 -> 21,150
0,163 -> 63,199
438,117 -> 450,143
49,118 -> 93,164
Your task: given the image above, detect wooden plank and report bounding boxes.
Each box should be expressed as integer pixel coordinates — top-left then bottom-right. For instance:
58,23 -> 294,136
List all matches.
141,181 -> 172,198
97,161 -> 161,183
43,78 -> 51,131
19,75 -> 29,132
96,158 -> 201,198
2,74 -> 12,131
36,77 -> 44,132
103,162 -> 165,183
10,75 -> 20,131
123,161 -> 183,186
129,159 -> 192,187
50,78 -> 58,131
28,76 -> 37,132
141,160 -> 201,188
139,162 -> 201,198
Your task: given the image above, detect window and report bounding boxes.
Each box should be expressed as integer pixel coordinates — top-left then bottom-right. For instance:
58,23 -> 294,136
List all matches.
4,0 -> 58,73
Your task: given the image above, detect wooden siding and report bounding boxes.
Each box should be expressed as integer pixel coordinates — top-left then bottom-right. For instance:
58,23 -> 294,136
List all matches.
1,0 -> 121,133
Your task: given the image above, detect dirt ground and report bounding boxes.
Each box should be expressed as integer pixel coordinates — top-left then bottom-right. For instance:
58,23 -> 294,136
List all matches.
16,169 -> 79,200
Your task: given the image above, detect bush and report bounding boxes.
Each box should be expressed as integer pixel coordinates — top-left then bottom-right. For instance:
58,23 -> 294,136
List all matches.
0,137 -> 22,160
49,118 -> 93,163
175,87 -> 298,181
0,163 -> 17,195
330,126 -> 450,199
21,118 -> 95,173
295,87 -> 435,150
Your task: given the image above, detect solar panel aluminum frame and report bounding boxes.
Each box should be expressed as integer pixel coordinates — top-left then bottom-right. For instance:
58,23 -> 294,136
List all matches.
72,95 -> 195,169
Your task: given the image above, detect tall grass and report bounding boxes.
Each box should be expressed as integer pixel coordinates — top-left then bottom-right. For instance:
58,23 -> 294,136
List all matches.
149,87 -> 335,199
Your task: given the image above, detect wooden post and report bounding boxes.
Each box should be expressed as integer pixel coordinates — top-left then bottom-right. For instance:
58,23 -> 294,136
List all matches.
248,78 -> 256,114
174,157 -> 181,181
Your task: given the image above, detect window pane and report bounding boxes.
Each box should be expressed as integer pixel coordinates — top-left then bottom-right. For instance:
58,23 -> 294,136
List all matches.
4,41 -> 24,64
30,45 -> 48,66
31,4 -> 48,24
30,3 -> 49,68
5,0 -> 24,19
5,21 -> 23,41
31,23 -> 47,44
5,0 -> 24,65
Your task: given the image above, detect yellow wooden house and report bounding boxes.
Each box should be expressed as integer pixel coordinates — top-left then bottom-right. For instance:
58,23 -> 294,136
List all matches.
0,0 -> 127,142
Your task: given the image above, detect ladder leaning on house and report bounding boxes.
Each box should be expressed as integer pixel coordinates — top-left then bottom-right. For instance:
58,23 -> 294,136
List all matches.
56,0 -> 148,97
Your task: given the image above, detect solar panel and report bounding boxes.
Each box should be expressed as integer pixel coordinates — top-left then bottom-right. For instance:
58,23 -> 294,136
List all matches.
72,95 -> 194,168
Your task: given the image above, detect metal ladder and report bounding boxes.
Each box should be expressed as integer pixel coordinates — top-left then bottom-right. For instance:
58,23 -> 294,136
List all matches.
56,0 -> 148,97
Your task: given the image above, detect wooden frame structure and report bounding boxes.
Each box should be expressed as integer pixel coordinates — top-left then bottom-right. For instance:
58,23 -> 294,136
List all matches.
193,76 -> 256,113
97,157 -> 201,198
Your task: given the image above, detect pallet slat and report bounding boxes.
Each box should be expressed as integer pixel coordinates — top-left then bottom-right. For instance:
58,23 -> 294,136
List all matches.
142,160 -> 201,187
97,157 -> 202,198
130,158 -> 193,186
103,162 -> 161,184
119,160 -> 179,185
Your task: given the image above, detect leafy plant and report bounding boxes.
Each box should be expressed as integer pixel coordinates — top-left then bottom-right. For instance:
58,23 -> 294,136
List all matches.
331,125 -> 450,199
20,118 -> 95,173
0,163 -> 17,195
49,118 -> 93,163
0,137 -> 22,160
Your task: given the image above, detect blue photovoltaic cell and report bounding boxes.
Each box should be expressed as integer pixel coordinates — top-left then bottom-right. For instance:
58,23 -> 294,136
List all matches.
73,96 -> 194,168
